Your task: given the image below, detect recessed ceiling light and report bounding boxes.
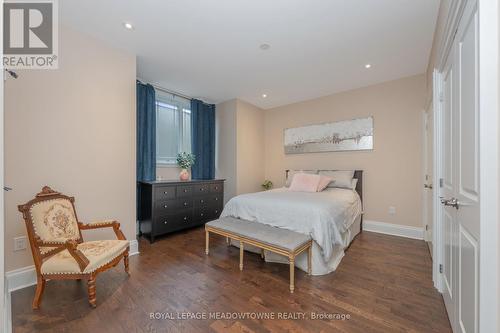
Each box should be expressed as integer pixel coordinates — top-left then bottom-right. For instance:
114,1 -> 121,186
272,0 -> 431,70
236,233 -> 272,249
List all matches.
123,22 -> 134,30
260,43 -> 270,50
365,64 -> 371,69
262,94 -> 267,98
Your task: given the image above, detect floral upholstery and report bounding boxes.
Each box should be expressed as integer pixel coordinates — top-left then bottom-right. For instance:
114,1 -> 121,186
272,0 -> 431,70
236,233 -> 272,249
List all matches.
29,198 -> 80,242
41,240 -> 129,274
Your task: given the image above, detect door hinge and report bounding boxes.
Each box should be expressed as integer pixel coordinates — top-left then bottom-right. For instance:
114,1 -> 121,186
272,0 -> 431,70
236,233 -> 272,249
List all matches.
439,178 -> 444,188
425,225 -> 429,231
439,264 -> 443,273
439,91 -> 444,103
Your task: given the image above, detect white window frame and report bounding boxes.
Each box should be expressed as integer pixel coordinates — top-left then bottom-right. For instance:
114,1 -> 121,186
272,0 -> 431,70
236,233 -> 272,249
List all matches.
155,94 -> 191,166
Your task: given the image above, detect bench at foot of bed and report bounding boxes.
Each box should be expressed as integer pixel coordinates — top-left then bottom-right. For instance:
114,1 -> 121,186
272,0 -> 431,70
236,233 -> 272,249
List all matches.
205,217 -> 312,293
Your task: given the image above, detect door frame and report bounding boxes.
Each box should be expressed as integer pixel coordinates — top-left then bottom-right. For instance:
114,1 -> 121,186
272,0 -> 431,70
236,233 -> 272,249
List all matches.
477,0 -> 499,332
421,108 -> 432,243
0,1 -> 6,331
433,0 -> 499,331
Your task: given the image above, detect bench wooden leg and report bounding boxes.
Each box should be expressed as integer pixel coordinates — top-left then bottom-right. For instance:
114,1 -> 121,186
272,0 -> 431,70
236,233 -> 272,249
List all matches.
307,245 -> 312,275
260,248 -> 265,259
289,256 -> 295,293
239,241 -> 244,271
205,230 -> 209,255
226,237 -> 230,246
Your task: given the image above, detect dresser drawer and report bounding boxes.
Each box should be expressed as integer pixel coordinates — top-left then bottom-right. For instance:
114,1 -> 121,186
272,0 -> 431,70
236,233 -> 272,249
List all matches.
207,206 -> 223,220
194,207 -> 209,221
176,185 -> 193,198
194,206 -> 222,222
193,184 -> 209,196
208,194 -> 223,206
193,196 -> 210,208
155,198 -> 192,214
154,211 -> 193,234
155,199 -> 180,213
210,183 -> 223,193
154,186 -> 176,200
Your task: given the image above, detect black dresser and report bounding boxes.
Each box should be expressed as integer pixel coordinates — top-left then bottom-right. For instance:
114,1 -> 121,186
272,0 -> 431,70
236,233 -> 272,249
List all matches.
138,179 -> 225,243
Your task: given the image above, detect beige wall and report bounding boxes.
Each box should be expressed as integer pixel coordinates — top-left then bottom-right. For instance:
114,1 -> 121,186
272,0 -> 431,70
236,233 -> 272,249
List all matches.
264,75 -> 426,228
215,99 -> 238,203
4,26 -> 136,271
215,99 -> 265,202
236,100 -> 266,194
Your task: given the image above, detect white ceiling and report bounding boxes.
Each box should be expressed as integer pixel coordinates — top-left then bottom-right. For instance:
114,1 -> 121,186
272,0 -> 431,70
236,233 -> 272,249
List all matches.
61,0 -> 440,109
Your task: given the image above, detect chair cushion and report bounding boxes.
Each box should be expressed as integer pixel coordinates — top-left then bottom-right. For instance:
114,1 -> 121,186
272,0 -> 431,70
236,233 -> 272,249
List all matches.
30,198 -> 80,242
41,240 -> 129,275
206,217 -> 311,252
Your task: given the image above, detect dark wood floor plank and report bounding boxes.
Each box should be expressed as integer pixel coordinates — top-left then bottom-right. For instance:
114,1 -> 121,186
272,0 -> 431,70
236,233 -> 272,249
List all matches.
12,227 -> 451,333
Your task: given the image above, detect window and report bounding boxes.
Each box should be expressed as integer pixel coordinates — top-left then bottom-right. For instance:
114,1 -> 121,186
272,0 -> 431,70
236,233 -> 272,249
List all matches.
156,90 -> 191,165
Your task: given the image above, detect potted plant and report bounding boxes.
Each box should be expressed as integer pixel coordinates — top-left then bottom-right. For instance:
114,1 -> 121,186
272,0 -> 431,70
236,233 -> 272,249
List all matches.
261,180 -> 273,191
176,152 -> 195,181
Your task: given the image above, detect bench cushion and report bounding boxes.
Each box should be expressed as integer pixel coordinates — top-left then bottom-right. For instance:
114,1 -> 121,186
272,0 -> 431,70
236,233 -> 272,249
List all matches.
206,217 -> 311,252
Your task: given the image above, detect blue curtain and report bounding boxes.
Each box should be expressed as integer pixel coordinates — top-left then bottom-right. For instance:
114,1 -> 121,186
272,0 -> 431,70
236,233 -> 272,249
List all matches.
136,81 -> 156,221
136,81 -> 156,181
191,99 -> 215,180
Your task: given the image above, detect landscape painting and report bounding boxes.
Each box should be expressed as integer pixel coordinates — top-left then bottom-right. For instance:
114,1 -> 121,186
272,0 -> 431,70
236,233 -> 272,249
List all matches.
284,116 -> 373,154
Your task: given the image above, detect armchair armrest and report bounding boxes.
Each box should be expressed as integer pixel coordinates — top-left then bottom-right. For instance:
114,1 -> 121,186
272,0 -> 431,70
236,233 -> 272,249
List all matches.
78,220 -> 126,240
36,238 -> 90,272
64,240 -> 90,272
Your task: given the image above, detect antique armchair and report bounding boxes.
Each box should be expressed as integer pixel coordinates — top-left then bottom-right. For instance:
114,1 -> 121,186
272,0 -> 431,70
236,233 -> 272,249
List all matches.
18,186 -> 130,309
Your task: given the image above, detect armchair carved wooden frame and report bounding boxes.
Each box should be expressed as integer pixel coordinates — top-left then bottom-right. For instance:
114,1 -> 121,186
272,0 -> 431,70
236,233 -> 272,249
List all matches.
18,186 -> 130,309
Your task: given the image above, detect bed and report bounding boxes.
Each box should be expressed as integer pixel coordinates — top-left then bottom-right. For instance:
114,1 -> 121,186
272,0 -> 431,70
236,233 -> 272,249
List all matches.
220,170 -> 363,276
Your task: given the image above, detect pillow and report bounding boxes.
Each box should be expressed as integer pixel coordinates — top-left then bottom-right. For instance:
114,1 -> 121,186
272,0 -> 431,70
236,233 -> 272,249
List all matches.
318,170 -> 355,189
285,170 -> 318,187
317,175 -> 333,192
351,178 -> 358,190
289,173 -> 321,192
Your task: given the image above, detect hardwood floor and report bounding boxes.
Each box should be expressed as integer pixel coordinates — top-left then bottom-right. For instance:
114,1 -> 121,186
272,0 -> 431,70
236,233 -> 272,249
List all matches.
12,227 -> 452,333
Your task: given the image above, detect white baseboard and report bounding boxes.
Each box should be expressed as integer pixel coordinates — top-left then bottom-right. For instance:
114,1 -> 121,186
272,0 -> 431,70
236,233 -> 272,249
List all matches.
5,240 -> 139,293
363,220 -> 424,240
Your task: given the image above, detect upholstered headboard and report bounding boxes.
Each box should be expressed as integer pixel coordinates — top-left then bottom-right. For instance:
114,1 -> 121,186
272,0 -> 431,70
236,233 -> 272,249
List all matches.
285,169 -> 363,204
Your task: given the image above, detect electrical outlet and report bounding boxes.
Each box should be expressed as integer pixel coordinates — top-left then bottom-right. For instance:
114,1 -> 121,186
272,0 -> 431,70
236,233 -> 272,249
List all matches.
14,236 -> 27,251
388,206 -> 396,215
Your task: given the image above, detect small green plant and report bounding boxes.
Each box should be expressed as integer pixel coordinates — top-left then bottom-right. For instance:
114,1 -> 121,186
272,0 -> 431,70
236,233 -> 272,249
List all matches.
176,152 -> 195,169
261,180 -> 273,190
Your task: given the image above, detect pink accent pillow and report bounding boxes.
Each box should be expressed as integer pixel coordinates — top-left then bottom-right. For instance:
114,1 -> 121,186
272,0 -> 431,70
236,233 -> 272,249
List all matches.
289,173 -> 321,192
316,176 -> 333,192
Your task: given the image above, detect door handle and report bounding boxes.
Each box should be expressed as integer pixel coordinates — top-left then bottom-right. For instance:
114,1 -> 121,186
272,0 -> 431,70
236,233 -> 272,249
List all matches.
424,184 -> 433,189
441,197 -> 460,210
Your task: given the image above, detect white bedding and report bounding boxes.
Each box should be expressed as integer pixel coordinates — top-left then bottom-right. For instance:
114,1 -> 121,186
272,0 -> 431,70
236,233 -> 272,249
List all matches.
220,187 -> 362,272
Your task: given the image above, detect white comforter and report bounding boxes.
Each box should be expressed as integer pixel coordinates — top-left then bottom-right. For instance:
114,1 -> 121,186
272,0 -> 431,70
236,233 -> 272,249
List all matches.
220,187 -> 362,262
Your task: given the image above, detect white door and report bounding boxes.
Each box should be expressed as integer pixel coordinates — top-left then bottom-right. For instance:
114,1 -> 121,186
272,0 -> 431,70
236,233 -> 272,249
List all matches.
440,44 -> 457,331
439,1 -> 479,332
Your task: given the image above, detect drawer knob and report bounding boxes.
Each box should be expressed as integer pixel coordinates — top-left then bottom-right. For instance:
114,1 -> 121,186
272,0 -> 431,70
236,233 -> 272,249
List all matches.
200,199 -> 204,203
215,187 -> 218,190
164,205 -> 168,208
164,191 -> 168,194
200,188 -> 204,191
215,210 -> 219,214
201,213 -> 204,217
184,216 -> 188,221
215,197 -> 218,201
164,221 -> 168,224
184,202 -> 188,206
184,189 -> 188,193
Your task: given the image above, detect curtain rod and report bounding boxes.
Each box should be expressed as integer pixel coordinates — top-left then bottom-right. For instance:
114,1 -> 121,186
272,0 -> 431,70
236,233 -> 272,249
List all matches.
137,78 -> 193,100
